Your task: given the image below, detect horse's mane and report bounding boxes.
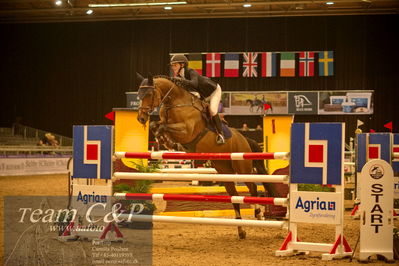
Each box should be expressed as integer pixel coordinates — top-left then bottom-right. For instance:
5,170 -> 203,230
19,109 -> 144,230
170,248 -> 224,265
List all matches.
153,75 -> 195,91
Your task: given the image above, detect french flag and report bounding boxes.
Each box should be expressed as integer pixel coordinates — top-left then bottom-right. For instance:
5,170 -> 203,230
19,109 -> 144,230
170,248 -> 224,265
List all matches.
224,53 -> 239,77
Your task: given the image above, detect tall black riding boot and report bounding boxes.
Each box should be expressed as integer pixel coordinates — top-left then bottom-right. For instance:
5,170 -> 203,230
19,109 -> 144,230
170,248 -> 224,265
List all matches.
212,114 -> 225,144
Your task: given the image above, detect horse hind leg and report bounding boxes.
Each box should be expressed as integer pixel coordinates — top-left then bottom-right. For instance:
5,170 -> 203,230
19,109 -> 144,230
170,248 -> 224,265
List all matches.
244,182 -> 263,220
223,181 -> 246,240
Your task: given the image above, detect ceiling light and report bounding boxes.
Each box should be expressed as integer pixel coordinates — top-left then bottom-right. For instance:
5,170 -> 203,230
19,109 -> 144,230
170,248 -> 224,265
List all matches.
325,1 -> 334,5
164,6 -> 173,10
89,2 -> 187,8
86,9 -> 93,15
243,4 -> 252,8
55,0 -> 62,6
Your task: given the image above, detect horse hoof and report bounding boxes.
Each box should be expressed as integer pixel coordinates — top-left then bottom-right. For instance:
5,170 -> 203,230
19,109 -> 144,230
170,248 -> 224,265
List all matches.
238,231 -> 246,239
255,208 -> 262,220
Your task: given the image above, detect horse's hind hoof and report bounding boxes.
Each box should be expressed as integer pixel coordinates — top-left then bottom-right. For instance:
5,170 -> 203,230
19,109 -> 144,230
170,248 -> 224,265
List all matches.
255,208 -> 262,220
238,231 -> 246,239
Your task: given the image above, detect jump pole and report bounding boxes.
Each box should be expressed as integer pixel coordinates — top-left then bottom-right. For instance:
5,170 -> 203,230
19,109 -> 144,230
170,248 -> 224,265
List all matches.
114,193 -> 288,206
113,172 -> 289,183
115,151 -> 289,160
115,214 -> 287,229
149,185 -> 265,194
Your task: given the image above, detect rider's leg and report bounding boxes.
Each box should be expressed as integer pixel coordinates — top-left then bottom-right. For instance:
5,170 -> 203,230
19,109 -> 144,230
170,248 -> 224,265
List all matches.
208,85 -> 225,144
212,114 -> 225,144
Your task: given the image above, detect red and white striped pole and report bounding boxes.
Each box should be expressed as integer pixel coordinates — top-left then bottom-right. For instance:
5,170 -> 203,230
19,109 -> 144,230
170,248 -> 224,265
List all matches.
114,193 -> 288,206
113,172 -> 289,183
114,151 -> 289,160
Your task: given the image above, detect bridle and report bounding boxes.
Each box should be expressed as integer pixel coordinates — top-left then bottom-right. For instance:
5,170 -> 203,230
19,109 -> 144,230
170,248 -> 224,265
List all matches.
138,78 -> 205,120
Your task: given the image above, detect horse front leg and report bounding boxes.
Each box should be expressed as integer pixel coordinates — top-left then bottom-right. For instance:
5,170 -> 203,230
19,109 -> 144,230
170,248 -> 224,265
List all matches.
224,181 -> 246,239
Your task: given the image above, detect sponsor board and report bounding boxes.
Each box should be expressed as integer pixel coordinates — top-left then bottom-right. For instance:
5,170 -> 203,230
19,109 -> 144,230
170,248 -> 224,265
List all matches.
290,191 -> 341,224
72,185 -> 113,217
0,157 -> 69,176
288,92 -> 318,114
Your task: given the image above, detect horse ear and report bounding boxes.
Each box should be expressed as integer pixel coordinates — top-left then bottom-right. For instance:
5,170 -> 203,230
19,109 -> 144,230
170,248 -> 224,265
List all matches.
136,73 -> 144,83
148,73 -> 154,86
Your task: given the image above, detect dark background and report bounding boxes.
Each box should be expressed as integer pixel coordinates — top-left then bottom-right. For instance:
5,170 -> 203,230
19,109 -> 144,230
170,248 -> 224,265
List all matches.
0,15 -> 397,139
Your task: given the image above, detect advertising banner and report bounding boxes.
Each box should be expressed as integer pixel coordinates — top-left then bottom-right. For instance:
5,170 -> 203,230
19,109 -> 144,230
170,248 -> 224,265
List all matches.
127,90 -> 374,115
288,92 -> 318,114
318,90 -> 373,115
0,157 -> 69,176
290,191 -> 342,224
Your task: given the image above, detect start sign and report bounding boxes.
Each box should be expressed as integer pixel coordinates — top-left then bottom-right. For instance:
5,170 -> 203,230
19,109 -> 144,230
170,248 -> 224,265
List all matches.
359,159 -> 394,262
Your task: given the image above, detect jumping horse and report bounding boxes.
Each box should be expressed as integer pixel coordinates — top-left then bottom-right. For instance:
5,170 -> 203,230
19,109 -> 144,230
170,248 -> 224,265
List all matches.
136,74 -> 279,239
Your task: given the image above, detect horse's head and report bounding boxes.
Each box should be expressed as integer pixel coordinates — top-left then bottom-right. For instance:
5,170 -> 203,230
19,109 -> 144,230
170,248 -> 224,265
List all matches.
137,73 -> 161,125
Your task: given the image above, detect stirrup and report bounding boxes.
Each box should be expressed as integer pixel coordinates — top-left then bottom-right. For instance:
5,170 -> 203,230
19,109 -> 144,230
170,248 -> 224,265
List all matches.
216,134 -> 225,144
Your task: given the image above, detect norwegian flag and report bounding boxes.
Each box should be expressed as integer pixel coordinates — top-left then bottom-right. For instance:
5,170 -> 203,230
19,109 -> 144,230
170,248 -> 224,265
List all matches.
242,52 -> 258,77
206,53 -> 221,77
299,52 -> 314,77
224,53 -> 239,77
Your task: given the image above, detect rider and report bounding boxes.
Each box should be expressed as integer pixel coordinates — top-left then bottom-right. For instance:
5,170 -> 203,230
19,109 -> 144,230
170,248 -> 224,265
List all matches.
170,54 -> 225,144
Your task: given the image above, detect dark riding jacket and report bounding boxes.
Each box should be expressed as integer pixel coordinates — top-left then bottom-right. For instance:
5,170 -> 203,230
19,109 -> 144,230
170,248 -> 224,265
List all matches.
179,67 -> 218,99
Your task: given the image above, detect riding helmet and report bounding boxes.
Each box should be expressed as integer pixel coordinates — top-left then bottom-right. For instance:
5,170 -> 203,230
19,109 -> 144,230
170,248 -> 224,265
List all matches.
170,54 -> 188,64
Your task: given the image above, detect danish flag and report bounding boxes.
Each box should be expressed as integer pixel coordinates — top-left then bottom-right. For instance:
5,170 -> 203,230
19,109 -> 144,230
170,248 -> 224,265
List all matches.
206,53 -> 221,77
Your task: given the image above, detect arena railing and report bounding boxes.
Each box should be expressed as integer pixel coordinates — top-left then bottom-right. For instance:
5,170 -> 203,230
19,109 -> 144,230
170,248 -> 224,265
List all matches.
0,145 -> 72,156
11,124 -> 73,146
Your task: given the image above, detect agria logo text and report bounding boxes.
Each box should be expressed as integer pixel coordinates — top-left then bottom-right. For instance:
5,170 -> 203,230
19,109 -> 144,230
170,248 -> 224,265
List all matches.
295,196 -> 336,213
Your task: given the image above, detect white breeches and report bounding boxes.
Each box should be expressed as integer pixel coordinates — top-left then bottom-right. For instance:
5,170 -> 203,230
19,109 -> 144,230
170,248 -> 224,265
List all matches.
206,84 -> 222,117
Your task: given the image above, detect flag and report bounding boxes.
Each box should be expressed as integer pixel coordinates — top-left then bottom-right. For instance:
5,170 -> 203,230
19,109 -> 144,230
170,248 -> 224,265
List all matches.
318,51 -> 334,76
280,52 -> 295,77
105,111 -> 115,122
261,52 -> 277,77
384,121 -> 393,132
188,53 -> 203,75
299,52 -> 314,77
206,53 -> 221,77
357,119 -> 364,128
242,52 -> 258,77
224,53 -> 239,77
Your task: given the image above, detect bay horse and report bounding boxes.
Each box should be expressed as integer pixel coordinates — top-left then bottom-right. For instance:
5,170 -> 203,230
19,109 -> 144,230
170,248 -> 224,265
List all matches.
136,74 -> 278,239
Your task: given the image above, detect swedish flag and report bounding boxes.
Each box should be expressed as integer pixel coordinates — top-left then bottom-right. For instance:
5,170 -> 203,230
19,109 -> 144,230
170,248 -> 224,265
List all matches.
318,51 -> 334,76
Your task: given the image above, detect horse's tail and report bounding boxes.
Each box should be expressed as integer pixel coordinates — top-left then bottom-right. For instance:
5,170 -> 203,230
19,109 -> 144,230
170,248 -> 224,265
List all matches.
244,137 -> 268,174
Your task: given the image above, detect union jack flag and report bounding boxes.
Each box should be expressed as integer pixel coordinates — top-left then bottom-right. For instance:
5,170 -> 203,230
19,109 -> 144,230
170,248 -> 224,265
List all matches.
242,52 -> 258,77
